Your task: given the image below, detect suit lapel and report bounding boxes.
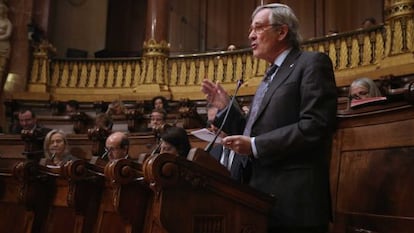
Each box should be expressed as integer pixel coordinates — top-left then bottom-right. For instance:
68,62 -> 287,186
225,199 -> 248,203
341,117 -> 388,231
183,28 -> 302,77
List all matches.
255,49 -> 302,122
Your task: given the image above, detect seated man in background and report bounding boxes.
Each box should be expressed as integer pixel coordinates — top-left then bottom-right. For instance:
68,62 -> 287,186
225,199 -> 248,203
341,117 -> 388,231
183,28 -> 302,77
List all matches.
104,131 -> 129,160
12,109 -> 52,134
150,108 -> 169,133
65,100 -> 80,116
149,108 -> 170,155
12,109 -> 52,158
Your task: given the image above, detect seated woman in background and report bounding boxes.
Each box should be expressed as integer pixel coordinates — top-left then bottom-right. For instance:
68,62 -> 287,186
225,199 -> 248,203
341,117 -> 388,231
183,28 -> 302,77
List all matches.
349,77 -> 383,100
349,77 -> 386,107
151,95 -> 169,112
159,126 -> 191,157
44,129 -> 76,165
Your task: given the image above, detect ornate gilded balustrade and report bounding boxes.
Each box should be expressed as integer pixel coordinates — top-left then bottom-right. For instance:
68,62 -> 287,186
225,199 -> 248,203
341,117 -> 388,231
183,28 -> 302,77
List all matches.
25,0 -> 414,101
304,26 -> 385,69
167,49 -> 269,99
40,49 -> 268,101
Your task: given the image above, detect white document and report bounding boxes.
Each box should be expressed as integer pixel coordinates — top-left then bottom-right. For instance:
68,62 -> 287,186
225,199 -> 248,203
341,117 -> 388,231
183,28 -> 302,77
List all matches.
191,128 -> 222,144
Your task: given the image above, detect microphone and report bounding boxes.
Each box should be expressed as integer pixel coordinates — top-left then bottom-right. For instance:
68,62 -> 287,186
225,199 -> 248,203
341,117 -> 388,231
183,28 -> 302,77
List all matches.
204,78 -> 244,153
101,149 -> 109,159
51,152 -> 56,160
151,141 -> 161,156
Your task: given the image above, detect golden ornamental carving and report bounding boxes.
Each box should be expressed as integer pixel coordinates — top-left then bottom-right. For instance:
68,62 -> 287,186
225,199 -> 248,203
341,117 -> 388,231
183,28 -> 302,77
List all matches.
375,32 -> 385,61
143,39 -> 170,57
393,20 -> 404,53
407,17 -> 414,50
384,0 -> 414,21
351,38 -> 359,67
33,40 -> 56,58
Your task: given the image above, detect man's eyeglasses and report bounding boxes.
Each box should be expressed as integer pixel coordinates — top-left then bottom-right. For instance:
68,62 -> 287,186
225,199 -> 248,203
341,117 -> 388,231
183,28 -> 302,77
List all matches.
104,146 -> 122,154
248,24 -> 278,34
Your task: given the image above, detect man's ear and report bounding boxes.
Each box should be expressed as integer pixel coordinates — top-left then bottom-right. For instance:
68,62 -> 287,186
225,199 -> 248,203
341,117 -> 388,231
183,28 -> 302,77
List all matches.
277,24 -> 289,40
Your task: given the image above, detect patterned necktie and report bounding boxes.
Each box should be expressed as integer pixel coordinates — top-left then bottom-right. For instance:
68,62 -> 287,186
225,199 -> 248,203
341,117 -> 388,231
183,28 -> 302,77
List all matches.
221,147 -> 230,168
243,64 -> 278,136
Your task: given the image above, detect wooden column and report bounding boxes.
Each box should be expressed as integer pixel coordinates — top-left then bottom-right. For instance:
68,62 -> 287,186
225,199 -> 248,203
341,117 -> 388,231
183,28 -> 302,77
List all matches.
141,0 -> 170,94
143,0 -> 170,57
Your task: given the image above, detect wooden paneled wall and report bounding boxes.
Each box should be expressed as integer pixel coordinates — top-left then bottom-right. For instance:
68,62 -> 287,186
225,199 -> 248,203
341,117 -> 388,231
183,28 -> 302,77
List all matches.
50,0 -> 383,57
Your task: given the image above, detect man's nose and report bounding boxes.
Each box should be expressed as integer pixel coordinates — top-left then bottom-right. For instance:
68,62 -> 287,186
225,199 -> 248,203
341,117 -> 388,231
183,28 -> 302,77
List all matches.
248,32 -> 255,40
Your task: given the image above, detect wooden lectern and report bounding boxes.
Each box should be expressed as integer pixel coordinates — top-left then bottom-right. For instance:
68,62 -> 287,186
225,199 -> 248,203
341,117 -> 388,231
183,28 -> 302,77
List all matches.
142,148 -> 275,233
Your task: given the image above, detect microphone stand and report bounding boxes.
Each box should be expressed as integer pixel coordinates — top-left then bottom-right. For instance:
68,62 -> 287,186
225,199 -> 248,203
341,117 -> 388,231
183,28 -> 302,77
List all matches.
204,79 -> 244,153
101,149 -> 109,160
150,141 -> 161,156
51,152 -> 56,160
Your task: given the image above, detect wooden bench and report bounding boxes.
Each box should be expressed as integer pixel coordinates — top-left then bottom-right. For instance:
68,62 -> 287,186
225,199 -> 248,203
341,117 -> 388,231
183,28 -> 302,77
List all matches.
0,147 -> 274,233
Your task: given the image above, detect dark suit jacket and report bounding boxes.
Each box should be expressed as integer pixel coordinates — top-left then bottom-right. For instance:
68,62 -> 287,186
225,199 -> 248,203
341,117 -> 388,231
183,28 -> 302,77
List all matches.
19,124 -> 52,159
210,145 -> 251,184
218,49 -> 337,228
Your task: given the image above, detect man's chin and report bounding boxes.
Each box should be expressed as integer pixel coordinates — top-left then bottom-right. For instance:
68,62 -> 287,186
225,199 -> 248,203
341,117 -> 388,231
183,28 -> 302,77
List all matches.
252,50 -> 260,58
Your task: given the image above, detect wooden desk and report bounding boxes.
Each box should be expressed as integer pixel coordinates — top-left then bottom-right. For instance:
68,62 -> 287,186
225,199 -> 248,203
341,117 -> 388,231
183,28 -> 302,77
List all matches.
331,101 -> 414,233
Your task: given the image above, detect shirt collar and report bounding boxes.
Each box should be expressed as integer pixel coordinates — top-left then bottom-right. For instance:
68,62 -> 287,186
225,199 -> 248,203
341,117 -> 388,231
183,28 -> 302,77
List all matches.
273,48 -> 292,67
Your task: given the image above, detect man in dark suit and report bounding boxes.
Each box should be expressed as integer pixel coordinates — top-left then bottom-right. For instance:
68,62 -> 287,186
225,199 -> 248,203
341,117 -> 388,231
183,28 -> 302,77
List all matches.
202,3 -> 337,233
13,109 -> 52,159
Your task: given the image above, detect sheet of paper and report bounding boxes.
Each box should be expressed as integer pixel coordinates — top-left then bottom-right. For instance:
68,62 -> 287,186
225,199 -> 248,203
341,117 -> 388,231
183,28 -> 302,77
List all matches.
190,128 -> 222,144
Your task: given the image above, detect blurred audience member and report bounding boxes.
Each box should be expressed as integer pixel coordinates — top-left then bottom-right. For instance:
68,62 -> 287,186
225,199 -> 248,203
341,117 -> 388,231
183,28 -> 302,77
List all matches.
66,100 -> 80,116
44,129 -> 75,165
227,44 -> 237,51
361,17 -> 377,29
160,126 -> 191,157
105,131 -> 129,160
151,95 -> 169,112
95,112 -> 113,131
349,77 -> 383,100
150,108 -> 168,132
53,102 -> 67,116
13,109 -> 52,157
11,109 -> 51,134
106,100 -> 127,116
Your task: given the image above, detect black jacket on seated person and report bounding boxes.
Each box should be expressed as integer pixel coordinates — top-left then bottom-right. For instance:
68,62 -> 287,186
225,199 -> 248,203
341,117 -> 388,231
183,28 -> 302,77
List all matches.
210,144 -> 251,184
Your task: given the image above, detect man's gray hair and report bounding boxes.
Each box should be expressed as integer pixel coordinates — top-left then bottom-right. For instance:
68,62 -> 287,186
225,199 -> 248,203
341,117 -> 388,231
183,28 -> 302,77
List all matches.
252,3 -> 302,49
